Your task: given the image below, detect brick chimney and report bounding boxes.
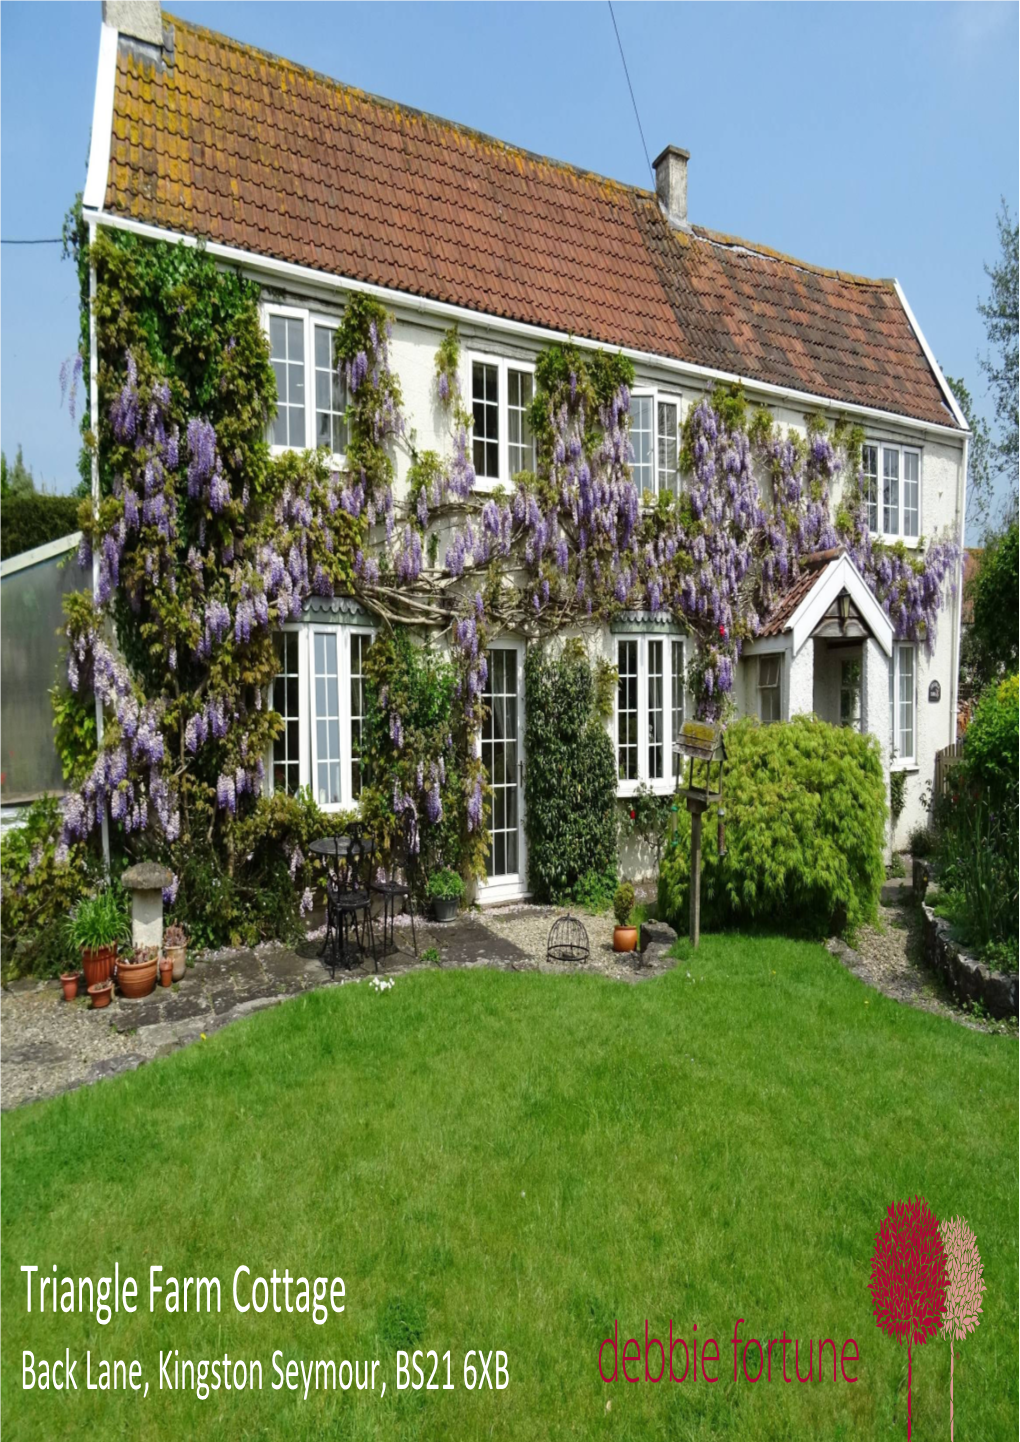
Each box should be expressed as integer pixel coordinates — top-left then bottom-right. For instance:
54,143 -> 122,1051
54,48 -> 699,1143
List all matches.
653,145 -> 690,232
102,1 -> 162,46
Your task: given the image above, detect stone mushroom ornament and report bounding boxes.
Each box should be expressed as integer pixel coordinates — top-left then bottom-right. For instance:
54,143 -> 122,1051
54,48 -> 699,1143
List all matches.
939,1215 -> 985,1442
120,861 -> 174,952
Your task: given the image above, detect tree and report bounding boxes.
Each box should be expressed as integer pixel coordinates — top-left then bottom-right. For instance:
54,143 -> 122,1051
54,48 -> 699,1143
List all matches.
945,375 -> 993,532
939,1215 -> 985,1442
978,200 -> 1019,513
963,519 -> 1019,692
869,1196 -> 947,1441
0,444 -> 36,498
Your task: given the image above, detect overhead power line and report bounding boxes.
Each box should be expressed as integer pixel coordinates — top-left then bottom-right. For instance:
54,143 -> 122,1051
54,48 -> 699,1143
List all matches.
608,0 -> 652,179
1,237 -> 63,245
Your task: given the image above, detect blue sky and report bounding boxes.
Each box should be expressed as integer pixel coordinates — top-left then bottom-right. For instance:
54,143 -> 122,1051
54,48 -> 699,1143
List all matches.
2,1 -> 1017,529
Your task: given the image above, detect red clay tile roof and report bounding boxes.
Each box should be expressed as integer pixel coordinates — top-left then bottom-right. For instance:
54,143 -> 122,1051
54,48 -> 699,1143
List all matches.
101,15 -> 959,430
758,549 -> 842,638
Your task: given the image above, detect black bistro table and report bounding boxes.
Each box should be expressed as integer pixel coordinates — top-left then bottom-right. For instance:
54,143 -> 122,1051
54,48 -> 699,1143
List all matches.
308,835 -> 377,970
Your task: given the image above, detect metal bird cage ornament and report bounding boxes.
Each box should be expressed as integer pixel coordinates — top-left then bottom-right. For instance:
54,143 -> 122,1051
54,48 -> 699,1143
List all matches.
546,912 -> 590,967
672,721 -> 727,949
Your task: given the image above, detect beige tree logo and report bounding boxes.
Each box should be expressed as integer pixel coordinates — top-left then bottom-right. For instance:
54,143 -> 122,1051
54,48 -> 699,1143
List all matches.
939,1215 -> 985,1440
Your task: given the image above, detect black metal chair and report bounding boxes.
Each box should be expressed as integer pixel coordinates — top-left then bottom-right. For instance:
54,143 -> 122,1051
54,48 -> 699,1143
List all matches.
325,828 -> 377,974
370,809 -> 419,958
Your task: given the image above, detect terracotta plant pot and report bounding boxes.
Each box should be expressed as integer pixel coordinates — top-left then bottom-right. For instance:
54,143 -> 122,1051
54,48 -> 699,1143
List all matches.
158,957 -> 173,987
165,944 -> 187,983
613,925 -> 638,954
82,944 -> 116,991
60,972 -> 81,1002
117,954 -> 158,999
88,980 -> 113,1009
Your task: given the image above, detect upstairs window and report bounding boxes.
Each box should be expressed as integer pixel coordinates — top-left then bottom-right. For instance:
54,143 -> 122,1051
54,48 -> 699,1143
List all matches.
507,369 -> 535,475
469,356 -> 535,485
266,307 -> 347,460
472,361 -> 500,480
865,440 -> 920,541
657,400 -> 679,496
631,391 -> 681,497
630,396 -> 654,493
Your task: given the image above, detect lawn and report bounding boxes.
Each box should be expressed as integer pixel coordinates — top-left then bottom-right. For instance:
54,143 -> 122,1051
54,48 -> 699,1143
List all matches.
2,935 -> 1017,1440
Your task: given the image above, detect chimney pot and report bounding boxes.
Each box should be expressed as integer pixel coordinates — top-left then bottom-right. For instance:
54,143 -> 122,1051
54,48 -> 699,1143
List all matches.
103,1 -> 163,46
653,145 -> 690,231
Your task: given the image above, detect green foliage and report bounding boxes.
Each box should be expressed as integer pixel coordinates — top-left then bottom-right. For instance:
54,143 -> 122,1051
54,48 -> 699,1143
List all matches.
50,685 -> 97,787
964,673 -> 1019,797
0,444 -> 37,499
419,945 -> 441,966
658,716 -> 887,939
945,375 -> 995,534
966,523 -> 1019,690
64,886 -> 131,955
907,821 -> 936,858
613,881 -> 635,927
618,782 -> 674,869
0,493 -> 81,560
889,769 -> 906,828
524,643 -> 617,903
0,799 -> 100,978
565,865 -> 619,914
426,868 -> 465,902
978,199 -> 1019,495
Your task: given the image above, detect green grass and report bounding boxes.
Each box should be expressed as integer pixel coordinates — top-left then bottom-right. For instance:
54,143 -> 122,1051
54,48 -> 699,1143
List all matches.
2,935 -> 1017,1440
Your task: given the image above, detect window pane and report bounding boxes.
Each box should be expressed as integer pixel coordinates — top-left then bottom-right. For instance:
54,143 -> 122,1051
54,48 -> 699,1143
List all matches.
507,369 -> 534,475
630,396 -> 653,493
648,640 -> 663,779
883,447 -> 900,535
472,362 -> 499,479
758,655 -> 781,723
314,632 -> 340,807
657,401 -> 678,496
903,450 -> 919,538
269,315 -> 306,448
671,640 -> 684,777
863,443 -> 879,532
271,629 -> 301,796
899,646 -> 914,760
314,324 -> 347,456
617,640 -> 638,780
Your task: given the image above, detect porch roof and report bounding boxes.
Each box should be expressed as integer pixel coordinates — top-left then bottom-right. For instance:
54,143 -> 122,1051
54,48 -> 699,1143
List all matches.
758,548 -> 894,658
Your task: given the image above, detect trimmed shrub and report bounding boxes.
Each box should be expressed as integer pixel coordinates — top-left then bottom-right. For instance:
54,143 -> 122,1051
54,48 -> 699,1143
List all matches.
963,674 -> 1018,799
0,493 -> 81,560
658,715 -> 886,939
524,642 -> 617,903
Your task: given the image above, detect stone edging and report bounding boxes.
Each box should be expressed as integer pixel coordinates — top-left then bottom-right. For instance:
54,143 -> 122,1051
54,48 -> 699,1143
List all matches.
920,904 -> 1018,1020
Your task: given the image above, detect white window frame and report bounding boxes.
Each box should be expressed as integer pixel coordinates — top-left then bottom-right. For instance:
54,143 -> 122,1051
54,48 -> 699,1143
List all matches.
614,634 -> 686,797
864,439 -> 922,545
631,389 -> 683,499
465,352 -> 536,490
889,642 -> 917,770
266,624 -> 374,812
263,304 -> 348,468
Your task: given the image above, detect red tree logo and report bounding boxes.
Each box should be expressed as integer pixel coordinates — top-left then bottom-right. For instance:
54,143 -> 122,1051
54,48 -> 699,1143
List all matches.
869,1196 -> 947,1439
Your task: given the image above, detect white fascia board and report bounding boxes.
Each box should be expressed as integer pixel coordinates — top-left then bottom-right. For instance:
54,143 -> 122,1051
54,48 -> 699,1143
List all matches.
83,24 -> 119,211
83,207 -> 969,443
0,532 -> 82,578
789,553 -> 894,658
740,635 -> 791,657
893,279 -> 969,432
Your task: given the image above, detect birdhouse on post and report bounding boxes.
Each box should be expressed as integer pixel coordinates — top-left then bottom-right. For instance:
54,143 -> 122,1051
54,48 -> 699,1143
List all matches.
673,721 -> 727,949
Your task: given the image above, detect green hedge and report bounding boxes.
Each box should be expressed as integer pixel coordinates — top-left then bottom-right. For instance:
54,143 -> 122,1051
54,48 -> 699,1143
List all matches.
524,643 -> 617,902
963,674 -> 1018,799
1,493 -> 81,560
659,715 -> 886,939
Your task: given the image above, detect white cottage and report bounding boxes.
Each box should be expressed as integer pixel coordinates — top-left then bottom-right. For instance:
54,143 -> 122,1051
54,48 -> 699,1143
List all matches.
85,3 -> 968,896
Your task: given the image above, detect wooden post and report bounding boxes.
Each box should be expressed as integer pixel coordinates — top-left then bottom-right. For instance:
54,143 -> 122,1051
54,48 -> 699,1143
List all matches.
687,796 -> 707,948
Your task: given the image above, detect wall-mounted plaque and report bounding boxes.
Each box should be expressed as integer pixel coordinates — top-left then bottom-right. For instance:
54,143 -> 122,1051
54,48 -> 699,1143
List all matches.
928,680 -> 941,703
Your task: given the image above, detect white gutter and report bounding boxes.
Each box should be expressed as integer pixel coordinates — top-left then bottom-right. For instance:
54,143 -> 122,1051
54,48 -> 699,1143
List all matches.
949,431 -> 968,743
0,532 -> 82,579
893,279 -> 969,432
83,206 -> 969,443
83,23 -> 119,212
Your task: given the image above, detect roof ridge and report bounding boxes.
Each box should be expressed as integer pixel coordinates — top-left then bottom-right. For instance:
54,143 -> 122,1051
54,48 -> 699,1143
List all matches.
160,11 -> 649,203
690,225 -> 893,289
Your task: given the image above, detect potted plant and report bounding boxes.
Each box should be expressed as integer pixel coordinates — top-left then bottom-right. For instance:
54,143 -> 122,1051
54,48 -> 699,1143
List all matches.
65,889 -> 131,991
59,971 -> 81,1002
158,956 -> 174,987
427,868 -> 464,923
164,923 -> 188,982
612,881 -> 638,952
117,944 -> 159,1000
88,979 -> 114,1009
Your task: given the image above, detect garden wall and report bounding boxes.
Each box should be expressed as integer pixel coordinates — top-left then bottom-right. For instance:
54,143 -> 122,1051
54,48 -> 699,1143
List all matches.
920,902 -> 1018,1020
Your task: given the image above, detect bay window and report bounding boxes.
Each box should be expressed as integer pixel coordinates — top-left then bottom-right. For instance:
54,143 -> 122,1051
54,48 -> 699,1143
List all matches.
889,643 -> 916,766
615,634 -> 686,793
268,625 -> 373,810
864,440 -> 920,542
265,305 -> 347,461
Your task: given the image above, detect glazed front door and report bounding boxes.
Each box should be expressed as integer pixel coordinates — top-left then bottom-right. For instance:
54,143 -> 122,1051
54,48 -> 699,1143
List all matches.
480,644 -> 526,899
